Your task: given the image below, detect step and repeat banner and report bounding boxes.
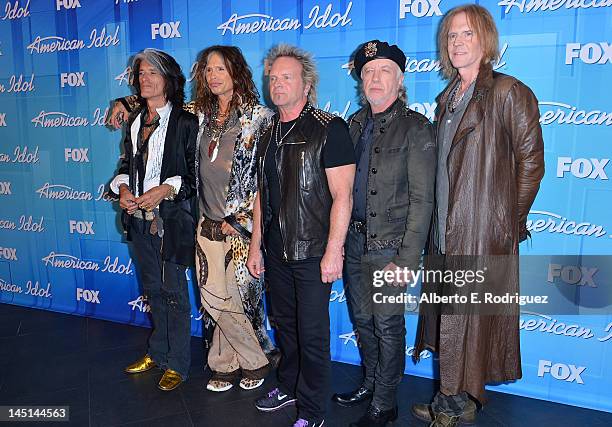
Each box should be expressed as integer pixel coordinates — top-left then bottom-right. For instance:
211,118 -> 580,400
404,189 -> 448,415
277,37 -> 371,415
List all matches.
0,0 -> 610,413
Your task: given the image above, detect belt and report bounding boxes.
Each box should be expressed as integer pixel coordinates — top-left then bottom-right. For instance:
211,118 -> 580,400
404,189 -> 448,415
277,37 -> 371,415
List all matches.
200,215 -> 226,242
132,209 -> 162,236
133,209 -> 155,221
349,220 -> 366,234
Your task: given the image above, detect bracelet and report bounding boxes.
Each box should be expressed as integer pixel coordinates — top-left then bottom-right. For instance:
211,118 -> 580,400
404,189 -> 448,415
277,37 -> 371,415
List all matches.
165,184 -> 177,201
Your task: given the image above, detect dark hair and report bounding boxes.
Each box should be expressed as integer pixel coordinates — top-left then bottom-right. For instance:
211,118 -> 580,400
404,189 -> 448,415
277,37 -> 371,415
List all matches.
132,48 -> 186,108
193,45 -> 259,117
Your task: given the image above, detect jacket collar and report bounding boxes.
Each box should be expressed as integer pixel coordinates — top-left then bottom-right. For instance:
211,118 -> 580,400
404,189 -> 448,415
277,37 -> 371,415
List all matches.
437,62 -> 493,148
352,97 -> 404,130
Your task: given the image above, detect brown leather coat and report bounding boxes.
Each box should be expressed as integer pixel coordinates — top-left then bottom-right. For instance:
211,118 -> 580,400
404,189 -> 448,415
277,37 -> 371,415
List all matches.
415,63 -> 545,403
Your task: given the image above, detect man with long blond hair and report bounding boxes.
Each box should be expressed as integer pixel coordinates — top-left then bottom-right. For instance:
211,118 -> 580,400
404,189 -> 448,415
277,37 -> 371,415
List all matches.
413,5 -> 544,426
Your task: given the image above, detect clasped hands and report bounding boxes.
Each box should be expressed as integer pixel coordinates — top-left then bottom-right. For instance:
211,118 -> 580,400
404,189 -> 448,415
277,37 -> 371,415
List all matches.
119,184 -> 170,214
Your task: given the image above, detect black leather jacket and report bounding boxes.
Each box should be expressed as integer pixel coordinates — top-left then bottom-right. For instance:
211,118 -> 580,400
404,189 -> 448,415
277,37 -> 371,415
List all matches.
257,104 -> 336,261
347,98 -> 436,269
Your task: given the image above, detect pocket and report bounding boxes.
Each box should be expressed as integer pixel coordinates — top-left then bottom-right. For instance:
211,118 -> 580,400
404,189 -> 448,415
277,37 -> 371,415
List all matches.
386,204 -> 408,223
386,145 -> 408,154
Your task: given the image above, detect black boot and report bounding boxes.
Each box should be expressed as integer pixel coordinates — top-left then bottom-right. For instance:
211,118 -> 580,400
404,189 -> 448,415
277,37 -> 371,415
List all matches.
350,404 -> 398,426
332,385 -> 373,407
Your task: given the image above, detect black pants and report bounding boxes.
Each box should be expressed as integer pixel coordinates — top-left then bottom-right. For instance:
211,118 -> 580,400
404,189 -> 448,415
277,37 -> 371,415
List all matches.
130,217 -> 192,379
344,228 -> 406,410
265,245 -> 332,421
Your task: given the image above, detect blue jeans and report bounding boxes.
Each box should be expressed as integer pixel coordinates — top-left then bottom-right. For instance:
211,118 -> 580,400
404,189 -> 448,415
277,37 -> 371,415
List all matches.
130,217 -> 191,379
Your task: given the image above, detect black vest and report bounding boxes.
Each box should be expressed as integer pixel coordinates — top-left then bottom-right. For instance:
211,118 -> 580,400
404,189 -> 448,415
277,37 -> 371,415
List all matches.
257,104 -> 334,261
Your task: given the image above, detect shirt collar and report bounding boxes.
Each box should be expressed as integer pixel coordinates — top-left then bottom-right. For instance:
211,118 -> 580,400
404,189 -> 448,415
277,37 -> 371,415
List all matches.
156,101 -> 172,121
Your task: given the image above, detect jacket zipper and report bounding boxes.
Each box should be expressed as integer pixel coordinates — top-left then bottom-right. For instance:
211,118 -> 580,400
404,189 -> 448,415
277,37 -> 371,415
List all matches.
275,141 -> 288,260
301,151 -> 306,188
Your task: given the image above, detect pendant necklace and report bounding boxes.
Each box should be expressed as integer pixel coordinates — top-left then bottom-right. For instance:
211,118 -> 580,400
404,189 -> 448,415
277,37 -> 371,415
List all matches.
207,104 -> 236,162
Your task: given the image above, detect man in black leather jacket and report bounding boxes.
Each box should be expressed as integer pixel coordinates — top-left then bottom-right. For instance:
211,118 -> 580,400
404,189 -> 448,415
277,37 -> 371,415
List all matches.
332,40 -> 436,427
247,44 -> 355,427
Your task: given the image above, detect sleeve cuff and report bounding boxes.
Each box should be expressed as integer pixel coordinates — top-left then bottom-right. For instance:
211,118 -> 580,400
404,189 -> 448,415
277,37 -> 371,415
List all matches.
110,174 -> 129,194
162,176 -> 182,199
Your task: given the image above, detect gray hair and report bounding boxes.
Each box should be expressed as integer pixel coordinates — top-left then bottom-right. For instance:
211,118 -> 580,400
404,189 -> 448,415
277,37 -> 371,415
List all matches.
265,44 -> 319,106
132,48 -> 172,75
358,65 -> 407,107
131,48 -> 186,107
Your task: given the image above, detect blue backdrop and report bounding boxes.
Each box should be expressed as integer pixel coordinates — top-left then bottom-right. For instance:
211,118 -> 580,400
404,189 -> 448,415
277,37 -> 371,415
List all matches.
0,0 -> 610,413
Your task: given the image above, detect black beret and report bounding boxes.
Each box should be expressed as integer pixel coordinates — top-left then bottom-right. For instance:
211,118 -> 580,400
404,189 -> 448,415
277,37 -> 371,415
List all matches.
354,40 -> 406,78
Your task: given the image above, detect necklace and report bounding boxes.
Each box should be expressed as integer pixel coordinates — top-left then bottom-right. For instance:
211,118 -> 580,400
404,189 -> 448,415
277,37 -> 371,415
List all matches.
449,77 -> 476,112
274,118 -> 298,145
206,104 -> 237,162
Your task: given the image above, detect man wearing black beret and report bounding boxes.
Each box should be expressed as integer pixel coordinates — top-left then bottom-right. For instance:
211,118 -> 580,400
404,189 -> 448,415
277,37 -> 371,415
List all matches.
332,40 -> 436,426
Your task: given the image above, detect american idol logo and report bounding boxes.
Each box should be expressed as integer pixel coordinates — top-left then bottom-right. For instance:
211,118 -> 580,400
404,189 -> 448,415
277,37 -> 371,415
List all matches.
498,0 -> 612,13
521,312 -> 612,343
539,101 -> 612,126
217,1 -> 352,35
0,278 -> 52,298
0,146 -> 39,164
42,252 -> 134,275
0,74 -> 35,93
36,183 -> 93,201
35,183 -> 115,202
0,215 -> 45,232
526,210 -> 607,238
128,295 -> 151,313
35,182 -> 119,202
27,26 -> 120,54
31,107 -> 108,128
2,0 -> 30,20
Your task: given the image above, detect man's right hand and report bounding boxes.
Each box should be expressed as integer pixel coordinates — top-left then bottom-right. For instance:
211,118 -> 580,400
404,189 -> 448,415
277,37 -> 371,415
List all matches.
119,185 -> 138,214
247,246 -> 265,279
107,101 -> 128,129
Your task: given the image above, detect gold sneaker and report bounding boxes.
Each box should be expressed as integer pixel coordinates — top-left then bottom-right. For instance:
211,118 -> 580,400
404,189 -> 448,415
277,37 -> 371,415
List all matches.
124,355 -> 157,374
158,369 -> 183,391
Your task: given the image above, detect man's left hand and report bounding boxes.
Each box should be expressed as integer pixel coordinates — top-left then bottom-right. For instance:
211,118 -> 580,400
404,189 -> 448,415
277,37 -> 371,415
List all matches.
382,262 -> 412,286
135,184 -> 171,212
321,247 -> 344,283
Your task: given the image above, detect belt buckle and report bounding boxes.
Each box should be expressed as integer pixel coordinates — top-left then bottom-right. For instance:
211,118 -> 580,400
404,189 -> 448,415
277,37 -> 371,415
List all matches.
351,220 -> 366,234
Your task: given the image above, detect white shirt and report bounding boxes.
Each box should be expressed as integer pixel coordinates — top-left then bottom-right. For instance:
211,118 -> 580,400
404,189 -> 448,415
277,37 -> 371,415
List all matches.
110,102 -> 182,196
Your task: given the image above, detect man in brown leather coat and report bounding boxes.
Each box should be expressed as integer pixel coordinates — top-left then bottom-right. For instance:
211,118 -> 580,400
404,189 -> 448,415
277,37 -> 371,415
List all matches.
412,5 -> 545,427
